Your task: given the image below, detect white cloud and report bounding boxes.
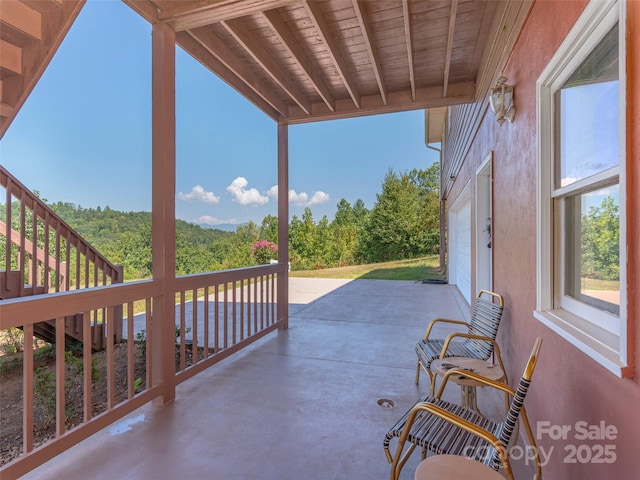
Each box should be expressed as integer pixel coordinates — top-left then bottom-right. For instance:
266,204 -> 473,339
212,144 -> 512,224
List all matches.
269,186 -> 331,207
177,185 -> 220,204
195,215 -> 238,226
309,191 -> 330,205
288,189 -> 309,206
226,177 -> 269,206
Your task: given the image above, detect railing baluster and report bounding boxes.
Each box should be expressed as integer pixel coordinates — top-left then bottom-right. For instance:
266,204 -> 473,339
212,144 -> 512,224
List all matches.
107,306 -> 115,409
55,223 -> 61,292
127,302 -> 135,398
192,288 -> 198,363
180,291 -> 186,371
31,200 -> 37,295
214,284 -> 219,353
75,244 -> 80,290
44,212 -> 50,293
145,298 -> 152,387
232,285 -> 237,345
55,317 -> 65,437
204,286 -> 209,357
253,279 -> 258,333
223,284 -> 228,349
4,177 -> 11,271
23,324 -> 34,454
247,278 -> 252,336
19,198 -> 26,294
83,311 -> 92,423
240,279 -> 245,341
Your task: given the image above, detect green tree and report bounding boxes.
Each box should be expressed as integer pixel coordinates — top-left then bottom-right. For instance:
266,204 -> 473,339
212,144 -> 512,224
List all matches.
581,196 -> 619,281
259,215 -> 278,244
360,163 -> 440,262
331,199 -> 360,266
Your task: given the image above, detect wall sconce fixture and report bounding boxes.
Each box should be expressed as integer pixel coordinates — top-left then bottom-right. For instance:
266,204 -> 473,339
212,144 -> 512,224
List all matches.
489,75 -> 515,125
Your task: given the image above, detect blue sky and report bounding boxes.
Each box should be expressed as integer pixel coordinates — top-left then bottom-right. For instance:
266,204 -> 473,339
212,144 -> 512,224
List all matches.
0,0 -> 438,227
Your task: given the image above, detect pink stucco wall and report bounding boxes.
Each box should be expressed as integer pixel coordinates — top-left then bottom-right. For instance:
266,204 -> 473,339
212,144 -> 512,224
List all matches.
447,1 -> 640,478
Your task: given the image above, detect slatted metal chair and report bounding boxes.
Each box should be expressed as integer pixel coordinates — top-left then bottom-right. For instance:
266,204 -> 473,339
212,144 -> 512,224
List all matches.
415,289 -> 505,395
384,337 -> 543,480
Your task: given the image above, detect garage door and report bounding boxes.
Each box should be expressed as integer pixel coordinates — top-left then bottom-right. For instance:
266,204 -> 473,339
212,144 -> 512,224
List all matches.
449,192 -> 471,304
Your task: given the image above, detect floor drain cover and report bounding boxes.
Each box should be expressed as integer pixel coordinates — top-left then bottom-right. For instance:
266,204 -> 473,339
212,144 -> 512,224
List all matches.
377,398 -> 395,408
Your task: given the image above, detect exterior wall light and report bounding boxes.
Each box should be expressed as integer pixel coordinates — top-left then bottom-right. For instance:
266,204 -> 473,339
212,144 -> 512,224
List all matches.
489,75 -> 515,125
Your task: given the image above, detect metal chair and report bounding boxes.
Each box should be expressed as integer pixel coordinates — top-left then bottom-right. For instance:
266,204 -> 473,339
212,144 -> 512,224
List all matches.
385,337 -> 543,480
415,290 -> 505,395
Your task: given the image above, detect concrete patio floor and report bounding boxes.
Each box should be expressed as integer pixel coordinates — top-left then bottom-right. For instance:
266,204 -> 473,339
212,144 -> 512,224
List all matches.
23,278 -> 523,480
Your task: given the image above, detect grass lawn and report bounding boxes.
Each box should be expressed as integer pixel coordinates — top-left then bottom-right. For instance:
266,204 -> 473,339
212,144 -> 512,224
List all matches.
289,255 -> 443,281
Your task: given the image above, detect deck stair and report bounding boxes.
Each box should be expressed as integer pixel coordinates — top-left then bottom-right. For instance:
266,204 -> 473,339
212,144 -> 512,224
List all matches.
1,165 -> 122,350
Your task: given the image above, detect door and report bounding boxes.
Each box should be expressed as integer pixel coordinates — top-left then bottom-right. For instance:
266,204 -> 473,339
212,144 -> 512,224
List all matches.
476,154 -> 493,293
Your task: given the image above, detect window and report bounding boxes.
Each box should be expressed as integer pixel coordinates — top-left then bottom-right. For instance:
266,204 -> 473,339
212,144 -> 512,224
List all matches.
536,0 -> 629,377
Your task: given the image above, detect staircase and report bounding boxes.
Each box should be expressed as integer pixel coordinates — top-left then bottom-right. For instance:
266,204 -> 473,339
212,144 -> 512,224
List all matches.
1,165 -> 123,350
0,0 -> 85,139
0,1 -> 119,350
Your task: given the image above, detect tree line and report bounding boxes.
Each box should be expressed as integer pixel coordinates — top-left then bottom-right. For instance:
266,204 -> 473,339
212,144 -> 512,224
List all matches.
1,164 -> 441,280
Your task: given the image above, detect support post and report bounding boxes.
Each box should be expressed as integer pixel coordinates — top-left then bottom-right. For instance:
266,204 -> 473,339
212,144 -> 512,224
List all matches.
277,121 -> 289,330
151,21 -> 176,404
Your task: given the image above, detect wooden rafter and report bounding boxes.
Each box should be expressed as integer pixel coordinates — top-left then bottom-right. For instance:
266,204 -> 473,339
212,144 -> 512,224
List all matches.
352,0 -> 387,106
302,0 -> 360,109
0,0 -> 42,42
0,40 -> 22,75
185,28 -> 288,118
443,0 -> 459,98
401,0 -> 415,102
221,18 -> 312,115
261,9 -> 335,112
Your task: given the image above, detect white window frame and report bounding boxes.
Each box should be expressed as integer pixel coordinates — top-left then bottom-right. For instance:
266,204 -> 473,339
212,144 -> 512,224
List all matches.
535,0 -> 629,377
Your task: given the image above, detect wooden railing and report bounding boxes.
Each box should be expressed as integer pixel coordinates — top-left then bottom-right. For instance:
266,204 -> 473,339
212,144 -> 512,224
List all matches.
0,264 -> 284,478
0,165 -> 123,348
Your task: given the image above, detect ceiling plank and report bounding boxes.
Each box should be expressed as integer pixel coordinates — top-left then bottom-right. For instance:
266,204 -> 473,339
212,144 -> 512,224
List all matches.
177,31 -> 281,120
401,0 -> 415,101
287,81 -> 475,125
163,0 -> 297,32
442,0 -> 459,98
352,0 -> 387,105
185,28 -> 288,118
302,0 -> 360,109
262,9 -> 335,112
221,18 -> 312,115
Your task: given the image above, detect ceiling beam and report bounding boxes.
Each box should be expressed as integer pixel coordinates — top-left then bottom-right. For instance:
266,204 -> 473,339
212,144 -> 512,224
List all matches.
162,0 -> 296,32
0,102 -> 14,118
287,81 -> 475,125
442,0 -> 458,98
221,18 -> 312,115
352,0 -> 387,106
302,0 -> 360,109
401,0 -> 415,101
0,0 -> 42,42
184,28 -> 288,118
0,39 -> 22,75
261,9 -> 335,112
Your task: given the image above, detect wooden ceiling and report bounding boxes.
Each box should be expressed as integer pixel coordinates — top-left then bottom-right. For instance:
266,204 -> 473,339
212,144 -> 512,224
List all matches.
0,0 -> 84,138
0,0 -> 532,137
